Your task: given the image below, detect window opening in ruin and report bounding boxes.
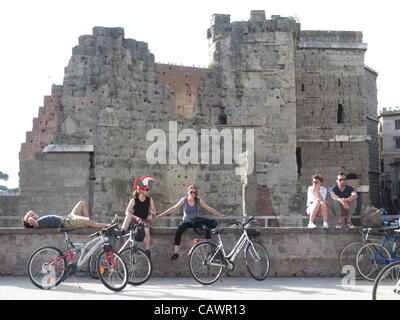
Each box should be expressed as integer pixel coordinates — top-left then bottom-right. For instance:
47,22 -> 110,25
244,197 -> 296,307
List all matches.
217,107 -> 227,125
296,147 -> 302,175
395,137 -> 400,149
346,173 -> 358,180
338,79 -> 341,87
337,104 -> 344,124
395,120 -> 400,130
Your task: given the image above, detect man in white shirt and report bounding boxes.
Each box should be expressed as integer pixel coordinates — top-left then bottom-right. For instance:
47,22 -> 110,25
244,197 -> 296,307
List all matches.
306,174 -> 329,228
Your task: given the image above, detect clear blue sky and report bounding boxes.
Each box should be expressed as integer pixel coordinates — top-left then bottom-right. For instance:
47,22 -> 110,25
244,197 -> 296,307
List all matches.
0,0 -> 398,188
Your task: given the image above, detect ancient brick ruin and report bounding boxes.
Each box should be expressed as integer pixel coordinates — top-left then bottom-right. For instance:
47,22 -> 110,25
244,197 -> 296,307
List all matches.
3,11 -> 379,226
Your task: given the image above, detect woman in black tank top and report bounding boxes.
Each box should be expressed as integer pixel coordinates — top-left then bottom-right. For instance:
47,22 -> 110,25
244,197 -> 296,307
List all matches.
121,177 -> 157,258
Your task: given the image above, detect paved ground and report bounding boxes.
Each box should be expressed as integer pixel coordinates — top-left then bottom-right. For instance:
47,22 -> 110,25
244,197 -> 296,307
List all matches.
0,276 -> 374,300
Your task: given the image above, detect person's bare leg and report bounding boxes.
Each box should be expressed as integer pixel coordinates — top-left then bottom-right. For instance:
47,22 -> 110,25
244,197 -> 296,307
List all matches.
321,202 -> 329,222
88,220 -> 108,228
144,228 -> 151,251
309,202 -> 321,223
121,214 -> 132,231
174,245 -> 180,254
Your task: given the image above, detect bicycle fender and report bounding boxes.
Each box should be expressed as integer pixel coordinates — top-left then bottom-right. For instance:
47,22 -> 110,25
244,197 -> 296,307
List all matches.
188,241 -> 209,256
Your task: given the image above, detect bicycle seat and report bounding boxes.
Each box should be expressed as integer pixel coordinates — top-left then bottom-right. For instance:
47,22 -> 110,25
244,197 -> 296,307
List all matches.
58,228 -> 76,233
211,228 -> 224,235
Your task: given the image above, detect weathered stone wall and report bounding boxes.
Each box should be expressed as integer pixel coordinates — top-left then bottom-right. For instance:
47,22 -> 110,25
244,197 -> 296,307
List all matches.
197,12 -> 302,223
0,227 -> 368,277
18,152 -> 91,218
295,30 -> 376,213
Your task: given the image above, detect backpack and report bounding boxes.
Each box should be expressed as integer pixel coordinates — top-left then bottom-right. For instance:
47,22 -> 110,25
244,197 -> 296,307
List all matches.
192,217 -> 217,235
361,205 -> 382,228
133,223 -> 145,242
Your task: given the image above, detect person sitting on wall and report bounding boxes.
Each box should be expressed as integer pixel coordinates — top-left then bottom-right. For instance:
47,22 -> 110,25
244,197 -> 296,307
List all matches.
22,201 -> 110,229
120,176 -> 157,259
157,185 -> 225,261
329,172 -> 358,229
306,174 -> 329,229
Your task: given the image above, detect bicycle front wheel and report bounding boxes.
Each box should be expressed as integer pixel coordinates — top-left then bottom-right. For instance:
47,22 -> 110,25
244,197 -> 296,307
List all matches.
27,246 -> 67,289
87,246 -> 103,279
245,242 -> 270,280
97,250 -> 128,292
189,242 -> 224,285
119,247 -> 152,285
373,261 -> 400,300
356,243 -> 391,281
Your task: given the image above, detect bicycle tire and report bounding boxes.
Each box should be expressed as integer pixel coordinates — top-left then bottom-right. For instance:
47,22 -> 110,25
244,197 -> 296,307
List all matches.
119,247 -> 152,285
97,250 -> 128,292
339,242 -> 364,278
87,246 -> 103,279
244,242 -> 270,280
189,242 -> 224,285
372,261 -> 400,300
27,246 -> 67,289
356,243 -> 391,281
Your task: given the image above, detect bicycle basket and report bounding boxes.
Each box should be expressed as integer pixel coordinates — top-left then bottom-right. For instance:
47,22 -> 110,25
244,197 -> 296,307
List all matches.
133,223 -> 145,242
246,228 -> 260,238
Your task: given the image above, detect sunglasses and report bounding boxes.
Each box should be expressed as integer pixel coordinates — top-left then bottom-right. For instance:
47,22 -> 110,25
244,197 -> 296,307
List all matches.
143,188 -> 150,191
338,179 -> 346,181
189,191 -> 197,195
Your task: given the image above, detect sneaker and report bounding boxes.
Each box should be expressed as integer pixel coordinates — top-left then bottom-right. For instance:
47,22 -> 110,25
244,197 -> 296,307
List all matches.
308,221 -> 317,229
346,221 -> 355,229
336,221 -> 344,229
323,222 -> 329,229
144,249 -> 151,259
171,253 -> 179,261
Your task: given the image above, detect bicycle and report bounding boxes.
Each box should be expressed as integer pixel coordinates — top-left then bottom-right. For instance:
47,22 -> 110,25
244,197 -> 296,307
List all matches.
356,228 -> 400,281
339,228 -> 377,278
117,222 -> 152,285
188,216 -> 270,285
372,259 -> 400,300
27,223 -> 128,292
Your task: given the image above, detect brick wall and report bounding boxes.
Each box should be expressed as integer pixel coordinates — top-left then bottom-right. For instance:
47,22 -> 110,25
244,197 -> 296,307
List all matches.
156,64 -> 207,118
19,85 -> 62,161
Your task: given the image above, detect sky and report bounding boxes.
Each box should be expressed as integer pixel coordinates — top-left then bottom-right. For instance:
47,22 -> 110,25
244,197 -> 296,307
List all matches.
0,0 -> 398,188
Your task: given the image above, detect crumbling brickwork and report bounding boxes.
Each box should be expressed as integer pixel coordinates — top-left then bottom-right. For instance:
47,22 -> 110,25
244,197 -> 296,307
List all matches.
12,11 -> 378,226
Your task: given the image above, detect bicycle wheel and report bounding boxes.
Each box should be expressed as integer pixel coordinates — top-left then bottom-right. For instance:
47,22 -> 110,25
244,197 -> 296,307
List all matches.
245,242 -> 270,280
27,246 -> 67,289
189,242 -> 224,285
356,243 -> 391,281
373,261 -> 400,300
339,242 -> 364,278
119,247 -> 152,285
87,247 -> 103,279
97,250 -> 128,292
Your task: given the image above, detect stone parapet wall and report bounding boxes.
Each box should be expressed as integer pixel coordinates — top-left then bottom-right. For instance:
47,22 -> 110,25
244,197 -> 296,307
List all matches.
0,227 -> 369,277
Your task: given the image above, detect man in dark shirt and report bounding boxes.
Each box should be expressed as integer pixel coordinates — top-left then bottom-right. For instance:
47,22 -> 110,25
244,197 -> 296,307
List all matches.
329,172 -> 358,229
22,201 -> 110,229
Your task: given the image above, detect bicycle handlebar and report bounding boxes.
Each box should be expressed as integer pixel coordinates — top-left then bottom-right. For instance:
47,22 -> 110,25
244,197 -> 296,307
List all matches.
228,216 -> 255,228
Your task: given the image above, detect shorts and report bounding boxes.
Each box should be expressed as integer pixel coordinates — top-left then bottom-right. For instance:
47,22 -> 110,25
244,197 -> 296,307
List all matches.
62,204 -> 90,228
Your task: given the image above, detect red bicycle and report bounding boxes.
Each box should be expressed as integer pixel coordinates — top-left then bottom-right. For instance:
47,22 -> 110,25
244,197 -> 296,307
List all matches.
27,223 -> 128,291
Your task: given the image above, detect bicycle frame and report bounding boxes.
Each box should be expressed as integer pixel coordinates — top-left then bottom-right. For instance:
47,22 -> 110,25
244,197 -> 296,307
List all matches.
375,234 -> 400,264
45,232 -> 112,272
